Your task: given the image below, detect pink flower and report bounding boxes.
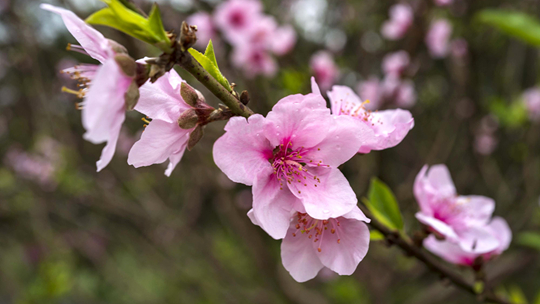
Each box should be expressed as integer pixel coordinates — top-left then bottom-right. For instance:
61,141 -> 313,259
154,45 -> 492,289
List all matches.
382,51 -> 410,77
523,87 -> 540,122
187,12 -> 216,49
357,77 -> 383,110
214,0 -> 263,44
128,70 -> 201,176
425,19 -> 453,58
474,134 -> 498,156
213,79 -> 372,239
414,165 -> 500,253
249,207 -> 370,282
424,217 -> 511,266
41,4 -> 137,172
232,44 -> 277,78
395,80 -> 417,108
434,0 -> 453,6
381,4 -> 414,40
271,25 -> 297,56
328,85 -> 414,154
310,51 -> 339,91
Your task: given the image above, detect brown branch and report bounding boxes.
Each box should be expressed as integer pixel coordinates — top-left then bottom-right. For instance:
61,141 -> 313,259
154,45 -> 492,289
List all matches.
359,204 -> 512,304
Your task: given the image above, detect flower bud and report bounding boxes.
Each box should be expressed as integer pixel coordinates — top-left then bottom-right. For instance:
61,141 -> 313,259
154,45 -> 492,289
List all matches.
115,54 -> 137,78
240,90 -> 250,105
124,81 -> 140,111
187,125 -> 204,151
181,82 -> 199,107
178,108 -> 199,129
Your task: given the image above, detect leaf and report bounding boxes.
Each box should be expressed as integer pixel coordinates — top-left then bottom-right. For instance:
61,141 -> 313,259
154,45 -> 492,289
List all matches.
489,97 -> 528,128
478,9 -> 540,46
369,230 -> 385,241
508,285 -> 528,304
516,231 -> 540,251
363,178 -> 404,231
189,41 -> 232,91
86,0 -> 171,53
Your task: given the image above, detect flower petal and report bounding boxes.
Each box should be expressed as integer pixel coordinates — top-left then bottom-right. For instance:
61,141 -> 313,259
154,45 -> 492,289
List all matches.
414,164 -> 457,214
457,195 -> 495,226
357,109 -> 414,153
128,119 -> 190,171
136,70 -> 190,123
317,216 -> 370,275
40,4 -> 112,63
487,217 -> 512,254
213,114 -> 273,186
164,148 -> 188,177
252,167 -> 300,239
96,111 -> 125,172
415,212 -> 459,241
281,222 -> 325,282
457,225 -> 500,254
423,235 -> 476,266
82,58 -> 131,144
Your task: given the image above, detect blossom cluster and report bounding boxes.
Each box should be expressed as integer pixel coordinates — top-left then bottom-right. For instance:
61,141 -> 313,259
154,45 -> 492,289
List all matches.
188,0 -> 296,78
414,164 -> 511,265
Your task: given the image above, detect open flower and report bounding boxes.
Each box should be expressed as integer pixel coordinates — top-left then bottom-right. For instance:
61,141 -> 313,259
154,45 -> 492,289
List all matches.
214,0 -> 263,44
128,70 -> 208,176
381,4 -> 414,40
328,85 -> 414,153
414,165 -> 500,253
214,79 -> 373,239
41,4 -> 141,172
424,217 -> 511,266
248,207 -> 370,282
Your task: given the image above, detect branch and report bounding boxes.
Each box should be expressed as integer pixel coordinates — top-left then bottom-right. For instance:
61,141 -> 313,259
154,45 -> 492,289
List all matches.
359,204 -> 512,304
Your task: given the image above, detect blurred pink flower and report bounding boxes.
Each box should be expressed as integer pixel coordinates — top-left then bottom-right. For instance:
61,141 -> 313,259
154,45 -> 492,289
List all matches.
450,38 -> 468,59
248,208 -> 370,282
214,0 -> 263,44
523,87 -> 540,122
41,4 -> 135,172
232,44 -> 277,78
187,12 -> 216,49
382,50 -> 410,77
414,165 -> 500,253
328,85 -> 414,153
474,133 -> 498,156
357,77 -> 383,110
424,217 -> 511,265
214,79 -> 370,239
271,25 -> 297,55
128,70 -> 197,176
381,4 -> 414,40
4,147 -> 56,188
425,19 -> 453,58
395,80 -> 417,108
310,51 -> 339,91
434,0 -> 453,6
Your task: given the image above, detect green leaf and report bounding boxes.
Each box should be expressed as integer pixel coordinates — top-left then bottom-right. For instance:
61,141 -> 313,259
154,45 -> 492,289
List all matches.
489,97 -> 528,129
189,41 -> 232,91
517,231 -> 540,251
86,0 -> 171,53
508,285 -> 528,304
478,9 -> 540,46
363,178 -> 404,231
369,230 -> 385,241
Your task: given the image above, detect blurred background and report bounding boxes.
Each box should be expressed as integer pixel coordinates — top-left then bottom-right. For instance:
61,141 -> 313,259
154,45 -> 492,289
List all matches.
1,0 -> 540,303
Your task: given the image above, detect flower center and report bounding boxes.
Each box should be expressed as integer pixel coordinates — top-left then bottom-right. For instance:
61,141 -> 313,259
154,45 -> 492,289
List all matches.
291,212 -> 342,252
229,10 -> 245,27
269,141 -> 327,193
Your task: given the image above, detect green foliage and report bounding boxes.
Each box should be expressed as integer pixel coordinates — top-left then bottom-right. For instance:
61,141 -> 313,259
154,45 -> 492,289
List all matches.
489,97 -> 528,129
369,230 -> 385,241
86,0 -> 171,53
188,40 -> 232,91
363,178 -> 404,231
325,277 -> 369,304
478,9 -> 540,46
508,285 -> 529,304
516,231 -> 540,251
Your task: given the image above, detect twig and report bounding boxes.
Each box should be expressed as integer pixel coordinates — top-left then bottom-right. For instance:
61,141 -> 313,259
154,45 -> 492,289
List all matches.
358,204 -> 512,304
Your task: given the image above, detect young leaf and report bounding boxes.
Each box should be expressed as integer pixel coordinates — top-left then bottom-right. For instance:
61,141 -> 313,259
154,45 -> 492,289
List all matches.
363,178 -> 404,231
478,9 -> 540,46
369,230 -> 385,241
86,0 -> 171,53
188,41 -> 232,92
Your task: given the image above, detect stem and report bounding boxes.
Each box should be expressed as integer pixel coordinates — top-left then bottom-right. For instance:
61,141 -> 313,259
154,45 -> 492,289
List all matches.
359,204 -> 511,304
178,52 -> 254,118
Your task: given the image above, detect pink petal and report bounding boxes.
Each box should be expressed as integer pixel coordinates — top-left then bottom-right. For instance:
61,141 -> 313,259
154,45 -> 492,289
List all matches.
342,207 -> 371,223
213,115 -> 274,186
265,93 -> 331,149
136,70 -> 190,123
127,119 -> 190,175
281,222 -> 325,282
164,148 -> 187,177
358,108 -> 414,153
424,235 -> 475,266
271,25 -> 296,55
40,4 -> 112,63
96,112 -> 125,172
458,225 -> 500,254
316,216 -> 370,275
82,58 -> 131,144
415,164 -> 457,203
488,217 -> 512,254
457,195 -> 495,226
311,77 -> 321,96
415,212 -> 459,241
247,209 -> 259,226
290,168 -> 357,220
252,167 -> 301,239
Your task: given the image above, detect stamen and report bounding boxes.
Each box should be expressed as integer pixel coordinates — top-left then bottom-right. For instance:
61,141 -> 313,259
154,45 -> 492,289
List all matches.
61,86 -> 85,99
66,43 -> 89,56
